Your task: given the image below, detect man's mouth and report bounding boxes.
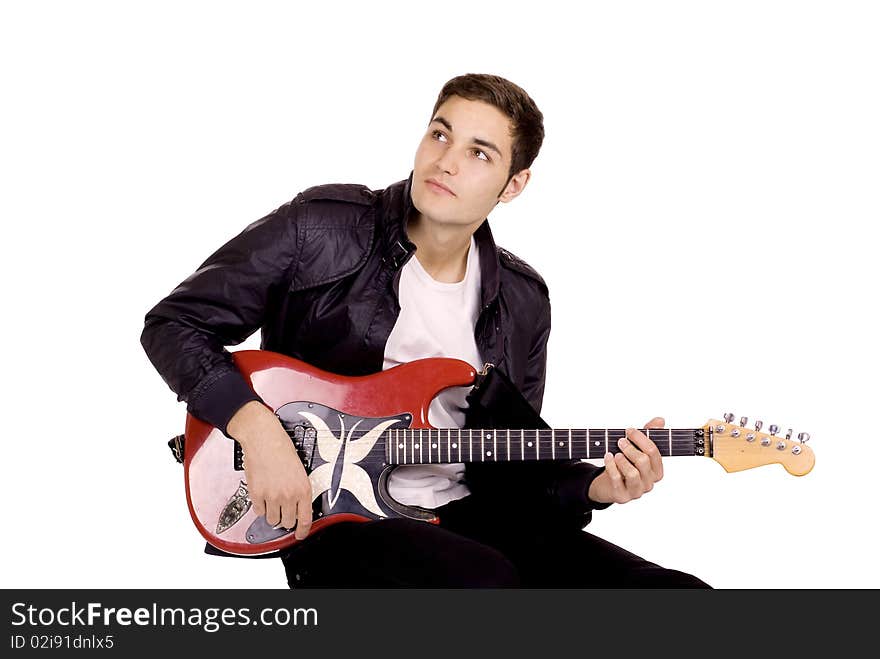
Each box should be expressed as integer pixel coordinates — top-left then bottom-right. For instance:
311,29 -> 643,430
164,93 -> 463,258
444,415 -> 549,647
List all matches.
426,179 -> 455,196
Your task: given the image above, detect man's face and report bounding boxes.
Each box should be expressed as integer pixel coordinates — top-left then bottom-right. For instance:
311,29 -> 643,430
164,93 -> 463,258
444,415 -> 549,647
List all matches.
410,95 -> 529,229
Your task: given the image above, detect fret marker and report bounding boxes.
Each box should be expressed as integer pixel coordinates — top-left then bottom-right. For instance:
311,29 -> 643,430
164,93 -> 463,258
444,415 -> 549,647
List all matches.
398,443 -> 404,449
594,441 -> 600,447
486,451 -> 492,456
559,442 -> 565,447
414,445 -> 420,450
527,441 -> 533,447
452,443 -> 458,449
432,444 -> 437,449
486,433 -> 492,439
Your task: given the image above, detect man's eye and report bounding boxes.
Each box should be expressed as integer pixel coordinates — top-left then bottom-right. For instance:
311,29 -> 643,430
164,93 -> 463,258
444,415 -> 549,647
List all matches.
473,149 -> 489,161
432,130 -> 447,142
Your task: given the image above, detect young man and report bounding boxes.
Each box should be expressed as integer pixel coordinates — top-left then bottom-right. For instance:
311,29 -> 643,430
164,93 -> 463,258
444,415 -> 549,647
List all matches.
141,73 -> 710,587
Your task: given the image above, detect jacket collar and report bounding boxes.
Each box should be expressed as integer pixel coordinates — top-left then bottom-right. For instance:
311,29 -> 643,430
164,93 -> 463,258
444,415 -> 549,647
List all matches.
377,170 -> 501,310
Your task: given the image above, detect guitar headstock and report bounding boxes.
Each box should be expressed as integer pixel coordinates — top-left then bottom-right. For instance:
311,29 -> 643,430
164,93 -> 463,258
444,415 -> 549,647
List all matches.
704,413 -> 814,476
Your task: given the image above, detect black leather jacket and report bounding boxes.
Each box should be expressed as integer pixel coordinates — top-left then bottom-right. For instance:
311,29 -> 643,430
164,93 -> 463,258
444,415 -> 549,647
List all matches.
141,171 -> 608,531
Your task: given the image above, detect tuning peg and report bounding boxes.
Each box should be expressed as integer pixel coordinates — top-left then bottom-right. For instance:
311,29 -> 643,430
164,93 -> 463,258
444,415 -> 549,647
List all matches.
755,420 -> 763,432
785,428 -> 792,441
769,424 -> 779,436
723,412 -> 734,423
798,432 -> 811,443
740,416 -> 748,427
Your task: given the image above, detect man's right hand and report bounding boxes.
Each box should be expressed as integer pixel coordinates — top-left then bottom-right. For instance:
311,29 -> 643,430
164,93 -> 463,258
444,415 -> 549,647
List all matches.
226,400 -> 313,540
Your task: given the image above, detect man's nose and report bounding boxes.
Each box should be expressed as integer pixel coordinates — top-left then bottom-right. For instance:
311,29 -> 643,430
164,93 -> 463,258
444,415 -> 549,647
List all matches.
435,147 -> 460,175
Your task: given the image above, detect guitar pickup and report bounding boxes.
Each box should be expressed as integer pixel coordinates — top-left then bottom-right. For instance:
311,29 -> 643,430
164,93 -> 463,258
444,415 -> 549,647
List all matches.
231,423 -> 317,471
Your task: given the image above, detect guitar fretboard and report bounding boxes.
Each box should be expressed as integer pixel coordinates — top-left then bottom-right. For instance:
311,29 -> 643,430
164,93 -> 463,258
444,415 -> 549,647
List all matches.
384,428 -> 705,465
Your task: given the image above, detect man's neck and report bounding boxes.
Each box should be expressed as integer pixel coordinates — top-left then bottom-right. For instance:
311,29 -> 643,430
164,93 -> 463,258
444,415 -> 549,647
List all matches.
405,211 -> 481,283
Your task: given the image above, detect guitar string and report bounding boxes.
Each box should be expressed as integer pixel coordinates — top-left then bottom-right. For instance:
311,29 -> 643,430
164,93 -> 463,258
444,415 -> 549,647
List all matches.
253,429 -> 702,463
278,431 -> 700,440
276,429 -> 701,443
237,446 -> 702,467
279,429 -> 702,438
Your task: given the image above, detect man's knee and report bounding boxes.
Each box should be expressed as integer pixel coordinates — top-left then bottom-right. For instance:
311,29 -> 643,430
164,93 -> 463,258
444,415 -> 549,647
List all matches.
629,567 -> 712,588
380,518 -> 521,587
463,549 -> 520,588
668,570 -> 712,588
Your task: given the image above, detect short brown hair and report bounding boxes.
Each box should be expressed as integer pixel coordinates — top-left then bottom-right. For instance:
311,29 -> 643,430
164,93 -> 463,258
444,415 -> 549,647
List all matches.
430,73 -> 545,190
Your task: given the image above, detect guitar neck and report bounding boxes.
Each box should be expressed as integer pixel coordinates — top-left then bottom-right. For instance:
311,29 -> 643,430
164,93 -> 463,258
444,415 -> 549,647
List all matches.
385,428 -> 706,465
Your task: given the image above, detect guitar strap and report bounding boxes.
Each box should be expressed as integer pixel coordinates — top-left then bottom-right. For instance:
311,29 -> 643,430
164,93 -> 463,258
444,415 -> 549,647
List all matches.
464,363 -> 550,431
462,363 -> 598,533
167,433 -> 185,464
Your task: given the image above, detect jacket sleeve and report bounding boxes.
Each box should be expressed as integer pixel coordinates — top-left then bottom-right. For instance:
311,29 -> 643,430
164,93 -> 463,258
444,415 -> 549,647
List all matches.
140,198 -> 302,436
521,295 -> 612,521
464,292 -> 610,533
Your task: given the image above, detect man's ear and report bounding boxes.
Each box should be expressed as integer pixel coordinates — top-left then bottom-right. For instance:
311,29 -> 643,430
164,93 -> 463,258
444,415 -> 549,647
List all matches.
498,168 -> 531,203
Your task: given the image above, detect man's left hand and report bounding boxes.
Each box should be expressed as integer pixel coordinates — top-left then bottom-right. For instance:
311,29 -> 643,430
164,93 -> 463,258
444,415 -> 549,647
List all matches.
587,417 -> 666,505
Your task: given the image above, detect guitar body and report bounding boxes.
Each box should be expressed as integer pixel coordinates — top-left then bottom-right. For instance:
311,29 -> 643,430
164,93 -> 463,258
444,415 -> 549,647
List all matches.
183,350 -> 478,556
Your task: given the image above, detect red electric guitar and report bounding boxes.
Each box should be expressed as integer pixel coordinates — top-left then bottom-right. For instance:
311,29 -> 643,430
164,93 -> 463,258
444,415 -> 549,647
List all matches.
173,350 -> 815,556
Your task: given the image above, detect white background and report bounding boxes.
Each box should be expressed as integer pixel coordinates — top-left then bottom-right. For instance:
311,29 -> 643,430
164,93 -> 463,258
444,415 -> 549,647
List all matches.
2,1 -> 877,589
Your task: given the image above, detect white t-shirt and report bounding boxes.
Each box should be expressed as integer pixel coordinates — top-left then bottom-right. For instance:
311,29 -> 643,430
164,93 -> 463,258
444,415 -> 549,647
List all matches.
383,235 -> 482,509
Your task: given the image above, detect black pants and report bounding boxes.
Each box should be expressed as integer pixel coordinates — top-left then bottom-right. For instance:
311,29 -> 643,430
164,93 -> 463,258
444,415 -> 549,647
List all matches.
280,495 -> 711,588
